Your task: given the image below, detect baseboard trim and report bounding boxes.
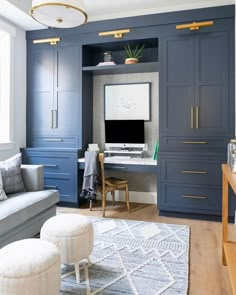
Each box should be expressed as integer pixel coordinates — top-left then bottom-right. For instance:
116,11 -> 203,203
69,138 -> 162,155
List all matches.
96,191 -> 157,204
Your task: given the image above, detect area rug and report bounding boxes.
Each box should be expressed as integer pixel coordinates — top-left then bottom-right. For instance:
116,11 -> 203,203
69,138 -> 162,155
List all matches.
60,217 -> 190,295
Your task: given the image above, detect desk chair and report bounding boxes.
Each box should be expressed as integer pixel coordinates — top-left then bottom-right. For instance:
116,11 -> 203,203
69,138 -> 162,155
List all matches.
90,153 -> 130,217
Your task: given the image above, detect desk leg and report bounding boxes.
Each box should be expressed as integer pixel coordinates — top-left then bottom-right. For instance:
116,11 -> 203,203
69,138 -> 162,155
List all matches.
222,173 -> 229,265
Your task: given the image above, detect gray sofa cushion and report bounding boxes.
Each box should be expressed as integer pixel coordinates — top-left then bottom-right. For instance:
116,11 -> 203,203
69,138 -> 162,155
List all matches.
0,190 -> 58,237
0,172 -> 7,201
0,153 -> 25,194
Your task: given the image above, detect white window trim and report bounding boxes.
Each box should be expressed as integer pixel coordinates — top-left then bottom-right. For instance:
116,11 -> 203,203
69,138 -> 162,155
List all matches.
0,19 -> 16,150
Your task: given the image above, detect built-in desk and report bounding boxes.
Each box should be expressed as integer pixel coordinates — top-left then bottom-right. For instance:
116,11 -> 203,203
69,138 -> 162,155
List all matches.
78,157 -> 157,173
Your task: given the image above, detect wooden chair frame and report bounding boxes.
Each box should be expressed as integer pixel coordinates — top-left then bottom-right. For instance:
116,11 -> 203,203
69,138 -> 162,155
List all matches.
90,153 -> 130,217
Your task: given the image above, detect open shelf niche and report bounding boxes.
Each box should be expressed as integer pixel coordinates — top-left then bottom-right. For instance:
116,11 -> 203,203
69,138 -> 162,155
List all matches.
82,38 -> 159,75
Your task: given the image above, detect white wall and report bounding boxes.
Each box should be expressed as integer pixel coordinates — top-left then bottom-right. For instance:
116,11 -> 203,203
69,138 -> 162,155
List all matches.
0,18 -> 26,160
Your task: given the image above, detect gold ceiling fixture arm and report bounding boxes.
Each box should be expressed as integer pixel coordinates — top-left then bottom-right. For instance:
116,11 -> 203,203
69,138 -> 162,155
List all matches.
176,21 -> 214,31
33,37 -> 61,45
99,29 -> 131,39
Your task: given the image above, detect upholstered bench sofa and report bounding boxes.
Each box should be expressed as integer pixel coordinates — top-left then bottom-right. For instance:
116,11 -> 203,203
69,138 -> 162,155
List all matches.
0,164 -> 59,248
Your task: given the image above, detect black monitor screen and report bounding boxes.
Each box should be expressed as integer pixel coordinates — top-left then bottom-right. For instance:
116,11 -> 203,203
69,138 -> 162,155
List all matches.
105,120 -> 144,144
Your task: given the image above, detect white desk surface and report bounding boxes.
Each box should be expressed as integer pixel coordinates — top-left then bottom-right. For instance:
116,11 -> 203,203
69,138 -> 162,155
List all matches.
78,157 -> 157,166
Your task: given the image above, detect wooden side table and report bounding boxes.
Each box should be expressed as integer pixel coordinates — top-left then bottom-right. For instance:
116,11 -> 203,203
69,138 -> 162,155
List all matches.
222,164 -> 236,294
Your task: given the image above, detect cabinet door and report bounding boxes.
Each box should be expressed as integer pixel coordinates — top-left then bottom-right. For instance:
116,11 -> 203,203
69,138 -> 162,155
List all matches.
195,31 -> 229,136
54,46 -> 79,136
160,35 -> 195,137
30,48 -> 54,137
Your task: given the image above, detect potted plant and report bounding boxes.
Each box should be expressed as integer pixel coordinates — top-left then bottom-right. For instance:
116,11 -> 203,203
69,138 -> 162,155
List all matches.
123,44 -> 145,64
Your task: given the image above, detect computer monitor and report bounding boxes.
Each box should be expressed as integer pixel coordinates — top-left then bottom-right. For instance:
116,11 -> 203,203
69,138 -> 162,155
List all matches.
105,120 -> 145,144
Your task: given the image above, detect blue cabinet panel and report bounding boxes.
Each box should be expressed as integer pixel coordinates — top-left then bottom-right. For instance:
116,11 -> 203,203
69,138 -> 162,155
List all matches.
21,148 -> 80,205
28,43 -> 83,148
160,158 -> 222,186
159,184 -> 222,215
165,36 -> 194,83
159,21 -> 234,218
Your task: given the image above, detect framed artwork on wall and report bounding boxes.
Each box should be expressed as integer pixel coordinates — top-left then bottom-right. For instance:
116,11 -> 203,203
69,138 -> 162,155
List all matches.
104,82 -> 151,120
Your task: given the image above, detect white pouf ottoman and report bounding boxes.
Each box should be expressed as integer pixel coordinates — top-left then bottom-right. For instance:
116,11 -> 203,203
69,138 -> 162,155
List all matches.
41,214 -> 94,283
0,238 -> 61,295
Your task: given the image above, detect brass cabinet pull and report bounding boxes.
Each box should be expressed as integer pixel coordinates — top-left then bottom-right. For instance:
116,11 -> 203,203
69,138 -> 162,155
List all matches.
183,141 -> 208,144
51,110 -> 54,128
191,107 -> 194,129
44,185 -> 58,189
182,170 -> 208,174
45,138 -> 63,142
106,166 -> 127,170
55,110 -> 58,128
43,164 -> 58,168
196,106 -> 199,129
182,195 -> 208,199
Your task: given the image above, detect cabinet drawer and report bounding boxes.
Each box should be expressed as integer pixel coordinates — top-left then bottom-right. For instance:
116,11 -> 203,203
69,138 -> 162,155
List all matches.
160,136 -> 228,151
160,184 -> 222,214
31,136 -> 79,148
44,177 -> 76,203
23,153 -> 75,174
161,159 -> 221,185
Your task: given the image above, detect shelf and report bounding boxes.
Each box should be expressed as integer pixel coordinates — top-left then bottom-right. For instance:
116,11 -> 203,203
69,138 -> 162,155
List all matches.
224,242 -> 236,294
82,62 -> 159,75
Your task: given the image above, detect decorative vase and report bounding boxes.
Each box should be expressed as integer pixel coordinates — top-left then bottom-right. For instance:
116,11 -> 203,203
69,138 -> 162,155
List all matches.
125,58 -> 139,64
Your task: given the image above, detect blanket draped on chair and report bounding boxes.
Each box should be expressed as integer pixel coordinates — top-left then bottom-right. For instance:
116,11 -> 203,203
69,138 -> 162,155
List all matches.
80,151 -> 98,201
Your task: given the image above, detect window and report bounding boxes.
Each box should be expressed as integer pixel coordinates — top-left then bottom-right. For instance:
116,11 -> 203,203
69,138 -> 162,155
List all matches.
0,20 -> 15,148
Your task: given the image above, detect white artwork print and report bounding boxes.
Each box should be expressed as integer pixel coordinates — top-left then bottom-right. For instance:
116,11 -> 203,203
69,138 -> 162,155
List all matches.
105,83 -> 150,120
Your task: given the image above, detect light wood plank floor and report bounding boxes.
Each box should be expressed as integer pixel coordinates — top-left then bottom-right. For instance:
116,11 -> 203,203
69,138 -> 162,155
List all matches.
57,201 -> 235,295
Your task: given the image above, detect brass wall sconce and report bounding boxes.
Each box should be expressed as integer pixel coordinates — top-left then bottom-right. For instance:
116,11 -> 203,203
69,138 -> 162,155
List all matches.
176,21 -> 214,31
99,29 -> 131,39
33,37 -> 61,45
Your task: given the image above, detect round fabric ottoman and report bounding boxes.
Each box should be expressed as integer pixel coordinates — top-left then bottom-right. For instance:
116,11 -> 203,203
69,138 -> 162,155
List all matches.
41,214 -> 94,283
0,238 -> 61,295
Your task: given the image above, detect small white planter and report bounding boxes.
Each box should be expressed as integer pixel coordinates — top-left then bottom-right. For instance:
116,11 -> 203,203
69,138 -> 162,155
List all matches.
125,58 -> 139,64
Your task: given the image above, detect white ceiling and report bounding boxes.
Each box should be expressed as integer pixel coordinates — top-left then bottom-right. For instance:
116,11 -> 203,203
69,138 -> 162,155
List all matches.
0,0 -> 235,31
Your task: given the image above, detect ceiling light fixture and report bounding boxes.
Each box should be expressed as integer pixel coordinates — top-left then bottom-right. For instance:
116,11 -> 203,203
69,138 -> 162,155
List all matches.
30,0 -> 87,28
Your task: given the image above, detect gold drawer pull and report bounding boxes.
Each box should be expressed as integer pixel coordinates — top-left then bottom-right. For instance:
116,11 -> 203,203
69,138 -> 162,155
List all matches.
45,138 -> 63,142
182,170 -> 207,174
44,164 -> 58,168
183,141 -> 208,144
182,195 -> 208,199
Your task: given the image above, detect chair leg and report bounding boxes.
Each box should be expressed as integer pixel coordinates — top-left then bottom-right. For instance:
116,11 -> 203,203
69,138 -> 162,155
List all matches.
111,190 -> 115,206
89,200 -> 92,211
102,193 -> 106,217
74,262 -> 80,283
125,185 -> 130,212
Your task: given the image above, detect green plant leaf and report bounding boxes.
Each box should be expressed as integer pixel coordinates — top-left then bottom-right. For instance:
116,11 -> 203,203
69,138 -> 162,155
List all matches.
123,44 -> 144,59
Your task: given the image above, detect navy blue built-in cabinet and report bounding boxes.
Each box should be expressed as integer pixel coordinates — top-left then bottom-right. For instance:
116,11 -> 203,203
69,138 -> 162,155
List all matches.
22,5 -> 235,213
158,17 -> 235,219
27,43 -> 82,148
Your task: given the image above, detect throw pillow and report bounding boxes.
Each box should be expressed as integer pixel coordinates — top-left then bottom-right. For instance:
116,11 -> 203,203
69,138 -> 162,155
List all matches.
0,171 -> 7,201
0,153 -> 25,194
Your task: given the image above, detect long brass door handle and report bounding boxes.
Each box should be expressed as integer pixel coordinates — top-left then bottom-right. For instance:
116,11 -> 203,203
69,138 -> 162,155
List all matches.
182,170 -> 208,174
182,195 -> 208,199
191,107 -> 194,129
196,106 -> 199,129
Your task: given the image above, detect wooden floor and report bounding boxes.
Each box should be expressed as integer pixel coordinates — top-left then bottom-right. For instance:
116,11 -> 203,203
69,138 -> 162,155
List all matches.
57,201 -> 235,295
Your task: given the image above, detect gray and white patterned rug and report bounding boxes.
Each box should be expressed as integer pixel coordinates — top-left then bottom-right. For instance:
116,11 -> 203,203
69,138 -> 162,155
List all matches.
60,217 -> 190,295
